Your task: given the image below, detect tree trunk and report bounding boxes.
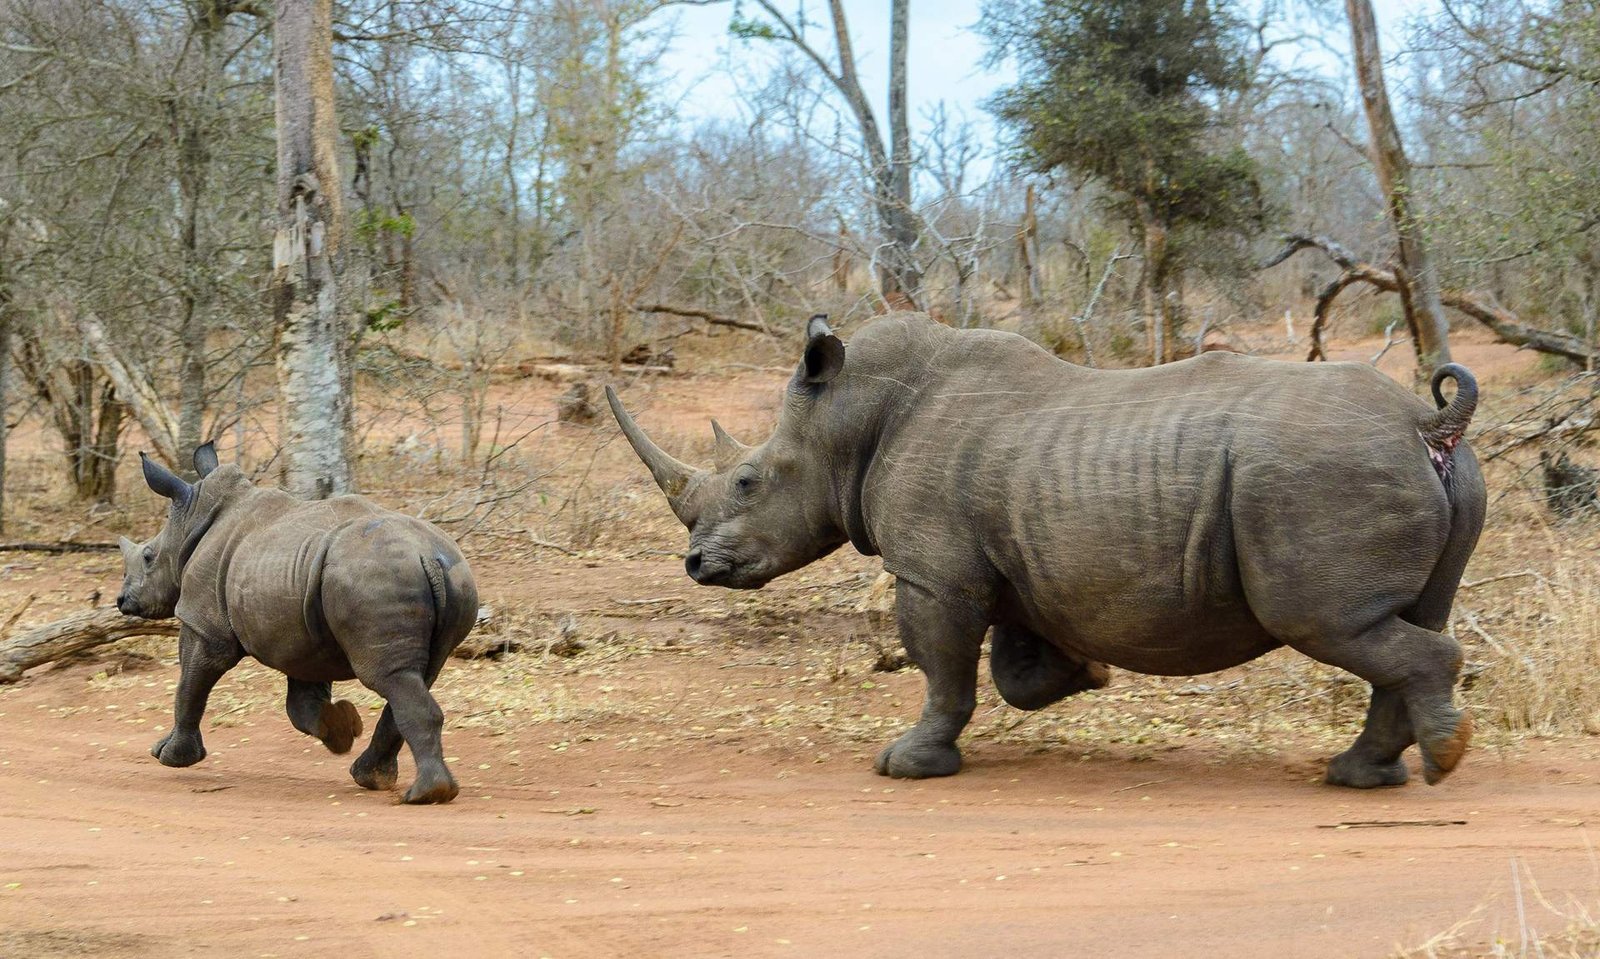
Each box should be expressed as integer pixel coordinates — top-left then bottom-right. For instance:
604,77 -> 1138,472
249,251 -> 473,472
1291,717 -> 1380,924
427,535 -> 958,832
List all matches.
1019,182 -> 1042,306
1137,200 -> 1172,364
271,0 -> 352,499
1346,0 -> 1452,370
174,3 -> 229,459
0,280 -> 9,533
881,0 -> 919,304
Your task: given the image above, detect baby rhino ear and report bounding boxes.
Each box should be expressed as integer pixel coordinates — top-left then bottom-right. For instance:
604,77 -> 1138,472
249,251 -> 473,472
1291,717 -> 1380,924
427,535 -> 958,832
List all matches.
800,314 -> 844,385
193,441 -> 219,478
141,452 -> 192,507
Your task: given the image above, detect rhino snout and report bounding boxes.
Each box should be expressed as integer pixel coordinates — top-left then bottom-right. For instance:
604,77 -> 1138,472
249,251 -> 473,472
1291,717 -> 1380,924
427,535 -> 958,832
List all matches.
115,593 -> 129,614
685,548 -> 729,585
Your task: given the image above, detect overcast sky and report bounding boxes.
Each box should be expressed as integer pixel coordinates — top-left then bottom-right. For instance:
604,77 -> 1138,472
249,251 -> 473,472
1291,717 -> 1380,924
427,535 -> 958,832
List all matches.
651,0 -> 1432,148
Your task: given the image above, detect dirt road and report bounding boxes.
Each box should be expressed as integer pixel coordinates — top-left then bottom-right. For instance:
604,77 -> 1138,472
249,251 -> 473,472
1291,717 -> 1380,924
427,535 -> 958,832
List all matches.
3,643 -> 1599,959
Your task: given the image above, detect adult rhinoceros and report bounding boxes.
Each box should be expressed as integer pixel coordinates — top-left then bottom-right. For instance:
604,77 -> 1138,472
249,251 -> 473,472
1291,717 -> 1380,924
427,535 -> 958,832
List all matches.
117,444 -> 478,804
607,313 -> 1485,789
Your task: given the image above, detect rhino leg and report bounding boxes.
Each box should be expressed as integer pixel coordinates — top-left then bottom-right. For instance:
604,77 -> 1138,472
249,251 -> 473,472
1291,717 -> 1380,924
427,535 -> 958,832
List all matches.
1295,616 -> 1470,787
875,581 -> 986,779
285,678 -> 363,755
1325,687 -> 1412,788
350,706 -> 401,792
365,670 -> 458,805
152,627 -> 242,768
989,625 -> 1109,711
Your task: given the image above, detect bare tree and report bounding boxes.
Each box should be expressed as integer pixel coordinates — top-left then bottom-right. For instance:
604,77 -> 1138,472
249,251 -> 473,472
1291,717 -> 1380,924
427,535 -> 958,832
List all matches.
1347,0 -> 1452,369
272,0 -> 352,497
736,0 -> 924,307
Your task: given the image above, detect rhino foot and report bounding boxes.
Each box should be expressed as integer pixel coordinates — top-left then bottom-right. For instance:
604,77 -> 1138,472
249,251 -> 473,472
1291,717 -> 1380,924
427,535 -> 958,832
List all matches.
875,733 -> 962,779
403,769 -> 459,805
316,700 -> 363,755
1324,752 -> 1409,789
151,730 -> 207,768
350,755 -> 399,791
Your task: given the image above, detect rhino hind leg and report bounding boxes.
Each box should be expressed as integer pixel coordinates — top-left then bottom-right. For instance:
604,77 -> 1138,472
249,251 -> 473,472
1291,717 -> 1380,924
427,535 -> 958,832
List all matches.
365,670 -> 459,805
1297,616 -> 1471,787
989,625 -> 1109,711
285,679 -> 364,755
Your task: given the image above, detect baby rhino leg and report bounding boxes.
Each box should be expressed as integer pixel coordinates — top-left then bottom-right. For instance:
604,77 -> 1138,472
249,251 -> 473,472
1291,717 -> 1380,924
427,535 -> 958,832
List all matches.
285,678 -> 364,755
989,625 -> 1109,711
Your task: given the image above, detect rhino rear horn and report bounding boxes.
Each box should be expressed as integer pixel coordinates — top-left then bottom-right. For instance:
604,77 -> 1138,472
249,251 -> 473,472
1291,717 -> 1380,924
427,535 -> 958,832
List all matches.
141,452 -> 192,507
193,441 -> 219,478
710,420 -> 751,472
604,386 -> 701,522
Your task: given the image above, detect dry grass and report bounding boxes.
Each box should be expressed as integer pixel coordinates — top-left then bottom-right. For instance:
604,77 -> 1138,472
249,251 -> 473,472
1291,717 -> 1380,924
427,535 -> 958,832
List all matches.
1395,862 -> 1600,958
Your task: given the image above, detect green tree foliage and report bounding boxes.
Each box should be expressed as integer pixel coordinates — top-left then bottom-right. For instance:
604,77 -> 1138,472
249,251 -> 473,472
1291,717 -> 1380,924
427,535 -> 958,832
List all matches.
983,0 -> 1270,361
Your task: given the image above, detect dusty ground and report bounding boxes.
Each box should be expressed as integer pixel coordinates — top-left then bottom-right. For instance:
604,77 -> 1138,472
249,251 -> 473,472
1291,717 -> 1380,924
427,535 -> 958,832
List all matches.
3,324 -> 1600,958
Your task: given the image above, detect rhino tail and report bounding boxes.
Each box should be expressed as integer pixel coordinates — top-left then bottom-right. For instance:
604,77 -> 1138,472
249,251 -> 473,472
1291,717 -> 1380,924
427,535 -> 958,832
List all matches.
1419,363 -> 1477,483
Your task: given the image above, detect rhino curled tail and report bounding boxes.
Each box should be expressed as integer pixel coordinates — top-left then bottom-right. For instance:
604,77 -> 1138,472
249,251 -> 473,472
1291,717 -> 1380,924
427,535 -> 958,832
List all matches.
1420,363 -> 1478,486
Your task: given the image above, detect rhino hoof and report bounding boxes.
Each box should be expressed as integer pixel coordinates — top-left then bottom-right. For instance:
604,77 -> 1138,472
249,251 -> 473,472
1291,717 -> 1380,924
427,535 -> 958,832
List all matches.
317,700 -> 363,755
403,774 -> 459,805
1421,710 -> 1473,785
1324,753 -> 1408,789
874,735 -> 962,779
151,731 -> 207,768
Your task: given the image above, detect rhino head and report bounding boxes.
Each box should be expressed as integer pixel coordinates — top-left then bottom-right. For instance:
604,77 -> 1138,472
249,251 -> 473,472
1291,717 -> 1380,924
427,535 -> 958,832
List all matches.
117,442 -> 221,619
607,315 -> 851,589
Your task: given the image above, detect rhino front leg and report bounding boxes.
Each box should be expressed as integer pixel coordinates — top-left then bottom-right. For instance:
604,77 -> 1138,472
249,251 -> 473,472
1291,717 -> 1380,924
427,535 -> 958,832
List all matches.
285,678 -> 364,755
152,628 -> 242,768
875,581 -> 987,779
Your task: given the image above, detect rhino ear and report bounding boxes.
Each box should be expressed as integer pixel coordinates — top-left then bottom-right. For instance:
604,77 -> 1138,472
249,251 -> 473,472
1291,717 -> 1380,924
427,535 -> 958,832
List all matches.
141,452 -> 192,507
193,441 -> 219,478
800,314 -> 844,385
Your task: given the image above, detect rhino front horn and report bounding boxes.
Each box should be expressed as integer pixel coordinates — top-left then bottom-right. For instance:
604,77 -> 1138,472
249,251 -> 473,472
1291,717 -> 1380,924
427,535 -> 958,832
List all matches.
604,386 -> 701,522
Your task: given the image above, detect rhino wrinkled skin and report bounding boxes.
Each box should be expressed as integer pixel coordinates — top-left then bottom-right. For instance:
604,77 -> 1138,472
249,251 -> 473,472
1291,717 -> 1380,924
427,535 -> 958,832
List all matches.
609,312 -> 1486,789
118,444 -> 478,804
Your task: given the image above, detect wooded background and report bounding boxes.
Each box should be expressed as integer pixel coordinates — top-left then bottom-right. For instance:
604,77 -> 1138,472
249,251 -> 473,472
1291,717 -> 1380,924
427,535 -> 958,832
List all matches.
0,0 -> 1595,513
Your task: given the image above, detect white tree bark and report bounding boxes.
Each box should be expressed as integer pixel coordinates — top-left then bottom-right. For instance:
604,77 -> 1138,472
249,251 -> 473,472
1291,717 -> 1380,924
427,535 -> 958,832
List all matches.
272,0 -> 351,498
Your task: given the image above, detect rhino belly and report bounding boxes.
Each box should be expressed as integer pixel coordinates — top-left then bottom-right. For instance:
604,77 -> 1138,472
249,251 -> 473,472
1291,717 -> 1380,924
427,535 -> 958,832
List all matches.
1024,601 -> 1280,677
226,581 -> 358,682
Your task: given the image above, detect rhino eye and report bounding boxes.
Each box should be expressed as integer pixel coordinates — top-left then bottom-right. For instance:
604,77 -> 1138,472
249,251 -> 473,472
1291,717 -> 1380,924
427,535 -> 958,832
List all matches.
142,547 -> 155,566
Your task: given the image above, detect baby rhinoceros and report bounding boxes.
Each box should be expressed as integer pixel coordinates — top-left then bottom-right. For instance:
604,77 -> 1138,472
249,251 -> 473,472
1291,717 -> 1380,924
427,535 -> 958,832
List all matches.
118,444 -> 478,804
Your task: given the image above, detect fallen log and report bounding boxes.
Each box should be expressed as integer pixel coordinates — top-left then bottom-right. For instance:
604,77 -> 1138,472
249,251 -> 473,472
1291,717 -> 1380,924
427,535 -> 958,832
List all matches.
0,606 -> 179,684
0,541 -> 120,554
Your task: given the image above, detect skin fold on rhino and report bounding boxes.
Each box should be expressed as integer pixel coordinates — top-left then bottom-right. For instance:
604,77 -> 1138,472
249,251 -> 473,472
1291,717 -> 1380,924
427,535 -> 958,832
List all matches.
117,444 -> 478,804
609,312 -> 1486,789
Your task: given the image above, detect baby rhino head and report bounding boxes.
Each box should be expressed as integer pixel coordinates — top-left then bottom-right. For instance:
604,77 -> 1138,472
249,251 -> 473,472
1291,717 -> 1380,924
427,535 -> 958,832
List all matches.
117,443 -> 221,619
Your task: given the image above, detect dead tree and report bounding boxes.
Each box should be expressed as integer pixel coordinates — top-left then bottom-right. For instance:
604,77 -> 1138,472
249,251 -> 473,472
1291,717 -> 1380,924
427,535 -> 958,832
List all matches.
1347,0 -> 1452,370
1261,233 -> 1599,366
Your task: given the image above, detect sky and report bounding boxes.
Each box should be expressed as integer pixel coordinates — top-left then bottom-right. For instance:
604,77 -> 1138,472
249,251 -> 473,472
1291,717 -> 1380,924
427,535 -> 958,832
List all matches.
651,0 -> 1434,152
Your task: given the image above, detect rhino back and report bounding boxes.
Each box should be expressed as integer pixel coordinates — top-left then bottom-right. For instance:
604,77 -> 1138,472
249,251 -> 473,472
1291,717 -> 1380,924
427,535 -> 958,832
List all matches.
855,330 -> 1457,674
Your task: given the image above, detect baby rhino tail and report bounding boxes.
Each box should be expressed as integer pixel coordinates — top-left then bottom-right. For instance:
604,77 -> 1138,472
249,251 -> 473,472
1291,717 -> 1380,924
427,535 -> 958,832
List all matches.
420,550 -> 478,680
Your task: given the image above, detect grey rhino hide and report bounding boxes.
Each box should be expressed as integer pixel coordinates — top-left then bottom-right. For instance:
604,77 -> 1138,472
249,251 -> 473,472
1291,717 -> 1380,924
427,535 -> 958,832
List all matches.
119,448 -> 478,804
609,312 -> 1487,790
